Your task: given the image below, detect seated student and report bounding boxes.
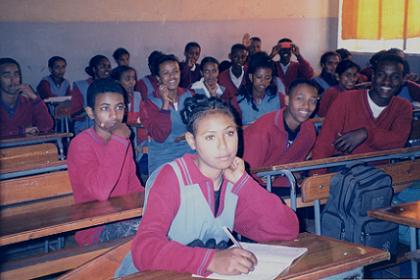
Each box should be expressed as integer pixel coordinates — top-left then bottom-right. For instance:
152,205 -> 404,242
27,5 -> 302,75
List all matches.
312,54 -> 412,160
219,44 -> 248,103
242,33 -> 262,56
270,38 -> 314,89
140,54 -> 193,173
71,55 -> 111,134
232,52 -> 285,125
135,50 -> 163,99
37,56 -> 71,99
318,60 -> 360,117
0,57 -> 53,137
191,56 -> 225,98
312,51 -> 340,94
113,47 -> 130,67
242,79 -> 318,189
179,42 -> 202,88
68,78 -> 144,246
116,95 -> 299,277
335,48 -> 352,61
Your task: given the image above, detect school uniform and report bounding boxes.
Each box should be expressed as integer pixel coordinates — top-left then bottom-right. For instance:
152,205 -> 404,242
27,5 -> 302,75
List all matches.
123,153 -> 298,276
68,128 -> 144,246
0,95 -> 53,137
312,89 -> 412,160
71,78 -> 93,134
140,87 -> 194,173
179,62 -> 202,88
318,85 -> 346,117
243,108 -> 316,187
218,67 -> 246,103
190,78 -> 225,98
36,75 -> 71,99
273,55 -> 314,90
135,75 -> 159,100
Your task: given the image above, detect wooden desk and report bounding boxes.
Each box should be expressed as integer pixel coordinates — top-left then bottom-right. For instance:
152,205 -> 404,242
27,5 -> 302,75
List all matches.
0,192 -> 144,247
120,233 -> 389,280
369,201 -> 420,278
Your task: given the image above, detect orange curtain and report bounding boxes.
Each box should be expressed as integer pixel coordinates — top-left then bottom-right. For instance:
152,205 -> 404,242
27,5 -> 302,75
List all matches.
342,0 -> 420,40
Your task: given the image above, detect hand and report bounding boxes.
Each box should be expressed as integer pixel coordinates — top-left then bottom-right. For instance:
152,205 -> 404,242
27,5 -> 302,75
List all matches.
159,84 -> 174,110
187,57 -> 196,68
270,44 -> 281,58
292,44 -> 300,57
223,157 -> 245,184
17,84 -> 38,100
136,116 -> 141,124
25,126 -> 39,135
334,128 -> 368,154
110,122 -> 131,139
207,247 -> 257,275
242,33 -> 251,48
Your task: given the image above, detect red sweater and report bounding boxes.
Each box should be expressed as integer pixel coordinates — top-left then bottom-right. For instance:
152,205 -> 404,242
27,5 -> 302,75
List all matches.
0,96 -> 53,137
135,75 -> 159,100
273,56 -> 314,90
243,108 -> 316,186
131,153 -> 299,275
318,85 -> 345,117
218,69 -> 246,103
68,128 -> 144,246
312,90 -> 412,160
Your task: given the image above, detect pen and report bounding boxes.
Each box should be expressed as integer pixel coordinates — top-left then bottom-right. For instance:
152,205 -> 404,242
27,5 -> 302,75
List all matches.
222,226 -> 243,249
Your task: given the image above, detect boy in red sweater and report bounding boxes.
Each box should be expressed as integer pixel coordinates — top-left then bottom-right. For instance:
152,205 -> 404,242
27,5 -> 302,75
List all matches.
68,78 -> 144,246
312,54 -> 412,160
0,57 -> 53,137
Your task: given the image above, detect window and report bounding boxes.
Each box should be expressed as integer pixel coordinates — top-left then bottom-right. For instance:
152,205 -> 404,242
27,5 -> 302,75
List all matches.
338,0 -> 420,53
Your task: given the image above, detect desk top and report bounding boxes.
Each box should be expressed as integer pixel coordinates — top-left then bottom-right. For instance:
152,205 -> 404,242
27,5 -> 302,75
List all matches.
121,232 -> 389,280
0,132 -> 72,145
0,192 -> 144,246
369,200 -> 420,228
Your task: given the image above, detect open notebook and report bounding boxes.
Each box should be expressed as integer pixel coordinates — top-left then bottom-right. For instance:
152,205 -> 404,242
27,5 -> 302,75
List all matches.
193,242 -> 307,280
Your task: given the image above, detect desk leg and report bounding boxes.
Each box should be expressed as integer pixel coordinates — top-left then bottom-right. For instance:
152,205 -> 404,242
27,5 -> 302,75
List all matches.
410,226 -> 418,279
314,199 -> 321,235
57,139 -> 65,160
266,175 -> 272,192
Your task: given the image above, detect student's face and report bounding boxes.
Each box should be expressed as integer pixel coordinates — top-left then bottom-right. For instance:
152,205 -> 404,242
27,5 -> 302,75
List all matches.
339,67 -> 358,90
117,54 -> 130,67
371,61 -> 404,102
279,47 -> 292,64
0,63 -> 21,96
250,40 -> 262,55
119,69 -> 136,95
158,61 -> 180,91
93,58 -> 111,79
202,62 -> 219,87
285,84 -> 318,125
229,49 -> 248,68
86,92 -> 125,133
186,112 -> 238,173
322,55 -> 340,74
49,60 -> 66,79
185,47 -> 201,64
251,67 -> 272,93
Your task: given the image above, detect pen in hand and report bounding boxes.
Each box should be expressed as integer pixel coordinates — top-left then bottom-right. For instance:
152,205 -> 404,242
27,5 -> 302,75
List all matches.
223,226 -> 243,249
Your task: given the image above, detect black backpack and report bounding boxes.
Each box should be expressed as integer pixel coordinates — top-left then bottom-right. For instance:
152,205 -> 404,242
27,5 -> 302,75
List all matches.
321,162 -> 398,255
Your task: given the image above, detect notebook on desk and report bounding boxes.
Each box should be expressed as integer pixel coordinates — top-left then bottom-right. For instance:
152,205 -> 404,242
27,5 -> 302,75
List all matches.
193,242 -> 307,280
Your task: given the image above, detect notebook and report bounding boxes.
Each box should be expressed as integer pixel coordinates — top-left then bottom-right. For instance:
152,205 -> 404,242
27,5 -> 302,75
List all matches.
193,242 -> 307,280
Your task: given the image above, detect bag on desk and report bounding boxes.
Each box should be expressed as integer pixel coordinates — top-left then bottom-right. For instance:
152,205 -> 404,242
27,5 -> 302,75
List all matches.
321,162 -> 398,255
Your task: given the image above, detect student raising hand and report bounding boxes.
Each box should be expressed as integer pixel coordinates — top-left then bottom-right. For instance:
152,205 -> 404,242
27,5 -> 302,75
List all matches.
223,157 -> 245,184
334,128 -> 368,154
207,247 -> 257,275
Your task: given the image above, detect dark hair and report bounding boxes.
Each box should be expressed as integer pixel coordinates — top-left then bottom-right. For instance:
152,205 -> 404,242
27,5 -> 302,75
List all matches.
0,57 -> 21,78
148,50 -> 164,76
369,50 -> 387,67
156,54 -> 180,76
200,56 -> 219,71
238,52 -> 276,111
335,48 -> 352,61
181,94 -> 235,134
277,38 -> 292,44
85,55 -> 109,78
112,48 -> 130,61
250,37 -> 261,43
320,51 -> 340,66
230,43 -> 247,54
287,79 -> 319,96
388,48 -> 405,58
335,60 -> 360,76
111,65 -> 137,81
374,53 -> 407,76
48,56 -> 66,68
184,42 -> 201,53
86,78 -> 126,108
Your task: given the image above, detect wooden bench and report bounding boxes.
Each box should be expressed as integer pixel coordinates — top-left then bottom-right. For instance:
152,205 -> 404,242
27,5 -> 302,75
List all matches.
0,143 -> 67,179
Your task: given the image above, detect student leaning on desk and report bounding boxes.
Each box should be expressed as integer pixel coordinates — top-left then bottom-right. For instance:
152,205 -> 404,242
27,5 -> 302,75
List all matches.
116,94 -> 299,277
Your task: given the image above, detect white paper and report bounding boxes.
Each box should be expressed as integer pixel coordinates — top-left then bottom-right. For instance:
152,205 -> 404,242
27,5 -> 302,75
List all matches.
193,242 -> 307,280
44,96 -> 72,103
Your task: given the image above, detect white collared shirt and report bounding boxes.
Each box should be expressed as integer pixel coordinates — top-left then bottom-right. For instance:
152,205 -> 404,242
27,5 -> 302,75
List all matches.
191,78 -> 224,98
229,67 -> 244,89
280,62 -> 290,74
367,91 -> 387,119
